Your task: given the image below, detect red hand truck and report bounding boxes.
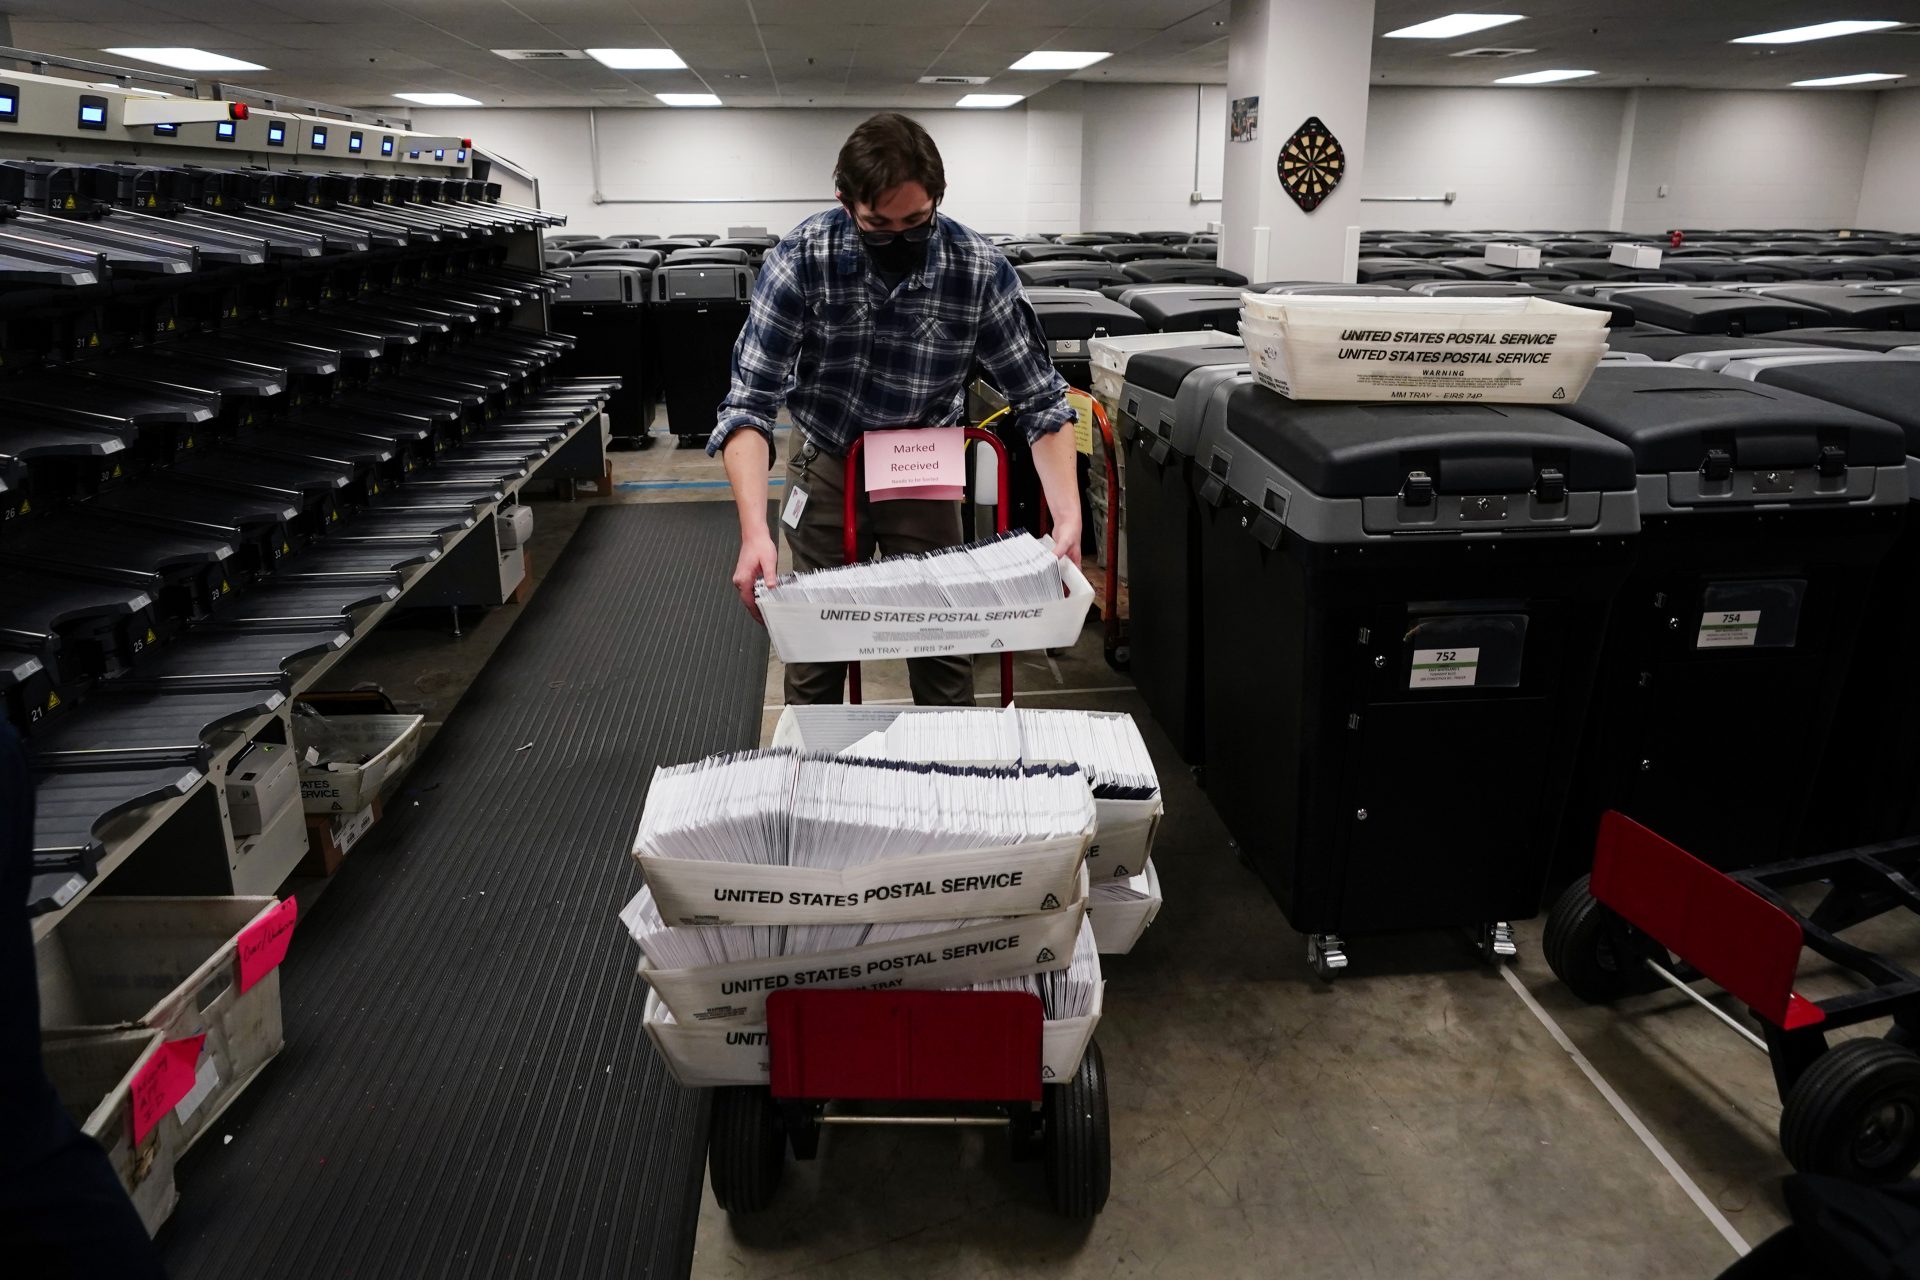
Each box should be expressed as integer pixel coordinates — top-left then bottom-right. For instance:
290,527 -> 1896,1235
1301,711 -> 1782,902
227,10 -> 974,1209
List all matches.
1547,810 -> 1920,1184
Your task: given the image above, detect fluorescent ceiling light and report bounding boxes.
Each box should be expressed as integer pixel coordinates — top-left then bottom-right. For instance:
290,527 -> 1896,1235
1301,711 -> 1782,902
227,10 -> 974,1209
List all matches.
1494,68 -> 1596,84
1008,51 -> 1110,70
1792,71 -> 1906,86
1733,20 -> 1901,44
102,47 -> 265,72
1384,13 -> 1524,39
957,93 -> 1024,108
586,48 -> 686,69
395,92 -> 484,106
656,93 -> 721,107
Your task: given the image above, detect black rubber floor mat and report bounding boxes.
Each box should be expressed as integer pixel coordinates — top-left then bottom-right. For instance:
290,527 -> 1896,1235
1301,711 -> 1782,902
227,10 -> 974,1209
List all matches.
160,502 -> 767,1279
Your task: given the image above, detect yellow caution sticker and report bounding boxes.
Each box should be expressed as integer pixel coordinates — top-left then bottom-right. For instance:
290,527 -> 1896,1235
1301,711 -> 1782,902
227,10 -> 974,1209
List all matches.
1065,389 -> 1096,456
146,628 -> 157,644
47,691 -> 60,711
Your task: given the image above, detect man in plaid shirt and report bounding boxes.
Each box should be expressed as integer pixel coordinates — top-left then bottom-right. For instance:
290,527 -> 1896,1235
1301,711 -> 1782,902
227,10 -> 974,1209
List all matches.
712,112 -> 1082,707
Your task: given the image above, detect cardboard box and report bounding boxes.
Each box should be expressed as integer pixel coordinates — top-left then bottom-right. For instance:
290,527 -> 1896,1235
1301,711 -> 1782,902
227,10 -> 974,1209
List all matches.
638,886 -> 1088,1025
770,704 -> 1163,879
1610,243 -> 1663,269
1484,243 -> 1542,269
297,713 -> 422,814
643,980 -> 1102,1088
300,800 -> 379,876
760,559 -> 1095,664
1089,859 -> 1163,954
639,829 -> 1090,926
37,896 -> 287,1152
41,1029 -> 179,1234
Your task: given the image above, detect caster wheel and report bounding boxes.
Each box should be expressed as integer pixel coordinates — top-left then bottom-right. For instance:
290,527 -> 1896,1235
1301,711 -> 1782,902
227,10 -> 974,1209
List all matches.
676,435 -> 705,450
1103,644 -> 1131,673
708,1086 -> 785,1213
1781,1039 -> 1920,1184
1478,921 -> 1518,966
1542,875 -> 1665,1003
1307,933 -> 1348,981
1042,1040 -> 1111,1218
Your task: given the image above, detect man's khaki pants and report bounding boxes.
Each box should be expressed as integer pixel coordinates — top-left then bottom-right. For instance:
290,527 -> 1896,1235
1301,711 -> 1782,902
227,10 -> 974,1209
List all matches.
780,445 -> 975,707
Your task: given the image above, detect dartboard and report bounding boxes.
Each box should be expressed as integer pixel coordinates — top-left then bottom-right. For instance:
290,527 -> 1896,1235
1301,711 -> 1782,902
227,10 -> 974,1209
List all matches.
1278,116 -> 1345,212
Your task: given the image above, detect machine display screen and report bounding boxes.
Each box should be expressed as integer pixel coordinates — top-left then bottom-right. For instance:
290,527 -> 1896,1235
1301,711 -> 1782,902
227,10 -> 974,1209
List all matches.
434,148 -> 445,161
456,148 -> 467,162
311,126 -> 328,149
380,136 -> 395,155
215,121 -> 236,141
153,123 -> 179,137
266,122 -> 286,146
408,149 -> 421,159
78,104 -> 105,125
348,131 -> 364,153
0,95 -> 16,120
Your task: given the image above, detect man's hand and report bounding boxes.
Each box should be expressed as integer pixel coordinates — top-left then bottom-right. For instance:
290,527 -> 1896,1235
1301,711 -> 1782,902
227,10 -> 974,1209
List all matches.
1028,424 -> 1085,570
720,428 -> 780,624
732,532 -> 779,623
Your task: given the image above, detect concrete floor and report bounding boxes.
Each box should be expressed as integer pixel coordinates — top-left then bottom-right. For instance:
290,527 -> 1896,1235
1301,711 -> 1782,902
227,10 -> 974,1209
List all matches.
313,416 -> 1837,1280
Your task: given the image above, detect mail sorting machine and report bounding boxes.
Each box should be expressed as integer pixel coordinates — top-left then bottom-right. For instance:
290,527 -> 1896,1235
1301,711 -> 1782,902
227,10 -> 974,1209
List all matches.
1551,366 -> 1907,879
653,261 -> 754,448
1189,389 -> 1639,977
0,156 -> 614,924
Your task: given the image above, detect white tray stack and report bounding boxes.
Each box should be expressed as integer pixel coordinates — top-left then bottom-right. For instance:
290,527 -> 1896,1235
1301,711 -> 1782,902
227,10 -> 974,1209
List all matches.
1238,292 -> 1610,403
771,705 -> 1166,954
621,748 -> 1107,1087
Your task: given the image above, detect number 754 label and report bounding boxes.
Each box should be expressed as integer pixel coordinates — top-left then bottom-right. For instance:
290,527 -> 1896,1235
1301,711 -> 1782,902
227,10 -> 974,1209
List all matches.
1697,610 -> 1760,649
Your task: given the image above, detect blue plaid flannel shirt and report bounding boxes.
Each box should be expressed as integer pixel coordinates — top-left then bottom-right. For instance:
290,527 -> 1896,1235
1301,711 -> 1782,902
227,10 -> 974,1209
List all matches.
708,207 -> 1073,460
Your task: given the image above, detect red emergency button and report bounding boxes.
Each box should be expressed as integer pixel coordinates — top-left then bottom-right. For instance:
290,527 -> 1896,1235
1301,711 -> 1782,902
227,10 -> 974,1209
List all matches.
229,102 -> 249,120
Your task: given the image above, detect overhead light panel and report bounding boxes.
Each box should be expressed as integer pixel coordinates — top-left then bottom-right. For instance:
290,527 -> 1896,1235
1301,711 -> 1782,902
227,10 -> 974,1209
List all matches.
102,47 -> 266,72
1792,71 -> 1906,86
395,92 -> 484,106
1733,20 -> 1901,44
1384,14 -> 1524,39
1008,51 -> 1110,70
957,93 -> 1024,108
656,93 -> 721,107
1494,68 -> 1597,84
586,48 -> 687,69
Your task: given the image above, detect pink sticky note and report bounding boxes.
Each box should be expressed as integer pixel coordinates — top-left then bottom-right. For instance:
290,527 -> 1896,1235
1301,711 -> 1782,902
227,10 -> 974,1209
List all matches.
129,1034 -> 205,1145
236,896 -> 299,994
863,427 -> 965,503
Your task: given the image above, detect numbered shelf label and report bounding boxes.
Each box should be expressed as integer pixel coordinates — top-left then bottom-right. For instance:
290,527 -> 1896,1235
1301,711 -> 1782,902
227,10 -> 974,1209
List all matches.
1697,610 -> 1760,649
1410,647 -> 1480,689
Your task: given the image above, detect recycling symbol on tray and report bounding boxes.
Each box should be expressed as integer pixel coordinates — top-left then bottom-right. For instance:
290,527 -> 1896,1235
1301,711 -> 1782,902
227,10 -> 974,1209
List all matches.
1278,116 -> 1346,212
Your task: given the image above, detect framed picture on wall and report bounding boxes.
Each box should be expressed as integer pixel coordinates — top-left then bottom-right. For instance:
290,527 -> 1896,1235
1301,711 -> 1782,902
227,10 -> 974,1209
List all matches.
1231,96 -> 1259,143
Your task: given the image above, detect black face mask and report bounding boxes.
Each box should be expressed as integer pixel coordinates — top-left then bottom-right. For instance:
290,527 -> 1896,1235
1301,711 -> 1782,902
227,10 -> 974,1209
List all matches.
856,219 -> 934,274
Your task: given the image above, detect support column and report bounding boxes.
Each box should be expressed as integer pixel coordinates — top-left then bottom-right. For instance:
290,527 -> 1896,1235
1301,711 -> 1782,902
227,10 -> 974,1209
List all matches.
1221,0 -> 1375,283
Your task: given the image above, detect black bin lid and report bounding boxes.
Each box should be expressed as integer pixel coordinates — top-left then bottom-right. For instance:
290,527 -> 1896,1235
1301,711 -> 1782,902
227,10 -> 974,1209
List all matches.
1753,360 -> 1920,448
1749,327 -> 1920,353
1020,289 -> 1150,339
1552,364 -> 1906,472
1123,346 -> 1249,398
1222,385 -> 1636,498
1616,288 -> 1828,336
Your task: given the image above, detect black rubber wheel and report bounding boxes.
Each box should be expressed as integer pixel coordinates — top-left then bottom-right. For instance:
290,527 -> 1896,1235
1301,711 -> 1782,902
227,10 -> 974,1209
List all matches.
1042,1040 -> 1111,1218
1888,1023 -> 1920,1050
1781,1039 -> 1920,1183
708,1086 -> 785,1213
1104,643 -> 1131,673
1543,874 -> 1663,1004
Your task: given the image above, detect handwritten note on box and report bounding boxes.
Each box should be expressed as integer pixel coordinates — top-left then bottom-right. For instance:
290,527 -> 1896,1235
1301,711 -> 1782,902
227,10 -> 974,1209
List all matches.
130,1034 -> 204,1145
863,427 -> 964,502
237,896 -> 299,994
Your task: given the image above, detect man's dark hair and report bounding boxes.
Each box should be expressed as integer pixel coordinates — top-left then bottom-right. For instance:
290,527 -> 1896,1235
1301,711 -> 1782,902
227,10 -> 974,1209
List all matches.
834,112 -> 945,208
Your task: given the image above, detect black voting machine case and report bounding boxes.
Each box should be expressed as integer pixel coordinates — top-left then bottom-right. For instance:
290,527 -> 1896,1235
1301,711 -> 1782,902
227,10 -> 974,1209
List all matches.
1188,389 -> 1639,975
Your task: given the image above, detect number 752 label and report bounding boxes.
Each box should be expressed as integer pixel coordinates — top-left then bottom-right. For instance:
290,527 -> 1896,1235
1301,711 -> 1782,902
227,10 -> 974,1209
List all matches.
1409,647 -> 1480,689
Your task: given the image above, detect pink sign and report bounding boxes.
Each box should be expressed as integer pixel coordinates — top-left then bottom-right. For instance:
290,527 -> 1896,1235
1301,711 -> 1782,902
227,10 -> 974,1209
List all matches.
130,1034 -> 205,1145
236,896 -> 299,994
863,427 -> 965,503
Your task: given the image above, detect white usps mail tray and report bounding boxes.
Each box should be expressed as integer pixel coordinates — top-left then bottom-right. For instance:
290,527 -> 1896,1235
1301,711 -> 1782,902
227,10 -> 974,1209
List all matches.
760,558 -> 1095,664
1089,859 -> 1163,954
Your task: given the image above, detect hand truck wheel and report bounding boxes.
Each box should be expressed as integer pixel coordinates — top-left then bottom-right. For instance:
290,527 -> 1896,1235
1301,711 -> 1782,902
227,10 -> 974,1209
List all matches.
1781,1039 -> 1920,1184
1543,874 -> 1666,1003
708,1085 -> 785,1213
1103,641 -> 1130,673
1042,1039 -> 1111,1218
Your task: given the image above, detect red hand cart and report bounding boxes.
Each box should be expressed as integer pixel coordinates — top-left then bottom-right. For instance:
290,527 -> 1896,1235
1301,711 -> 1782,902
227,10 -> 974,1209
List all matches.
1547,810 -> 1920,1184
706,988 -> 1111,1217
